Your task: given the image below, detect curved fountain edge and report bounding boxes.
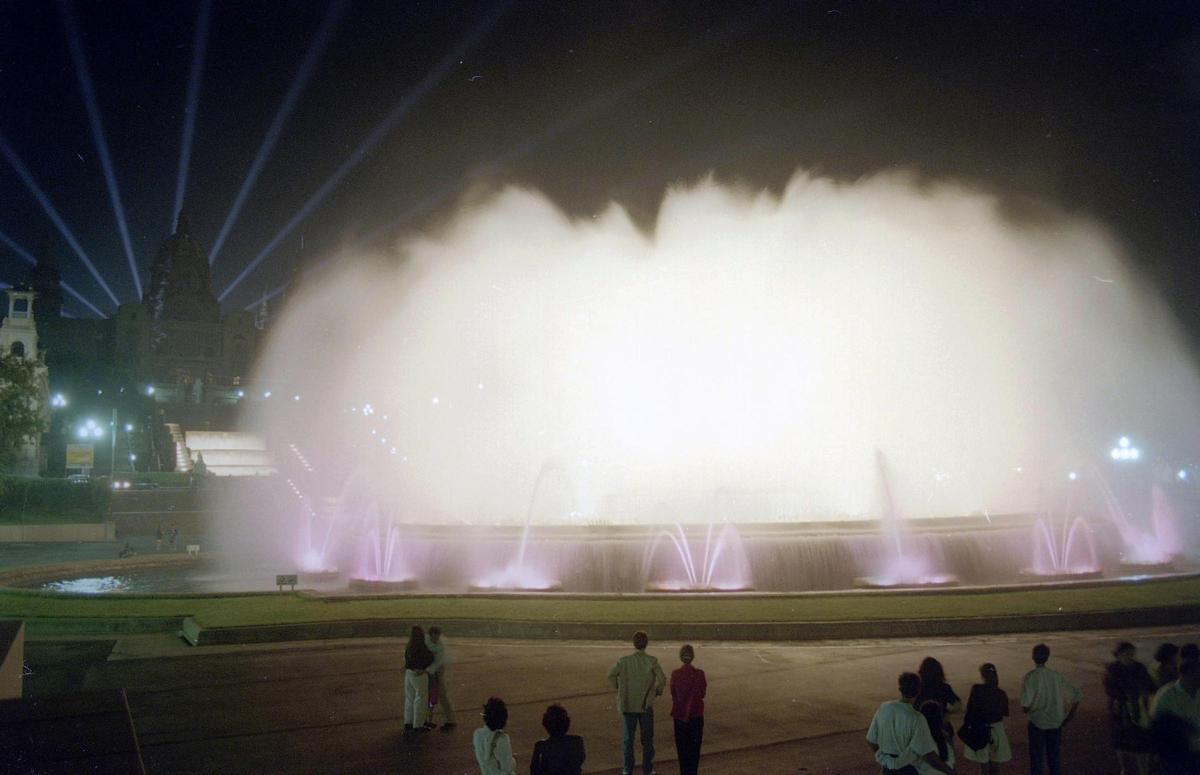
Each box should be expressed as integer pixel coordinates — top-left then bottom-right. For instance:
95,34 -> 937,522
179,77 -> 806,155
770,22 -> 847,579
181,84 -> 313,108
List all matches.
178,599 -> 1200,646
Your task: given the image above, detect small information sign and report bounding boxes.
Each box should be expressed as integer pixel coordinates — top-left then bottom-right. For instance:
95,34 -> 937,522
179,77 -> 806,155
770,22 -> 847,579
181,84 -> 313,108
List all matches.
275,574 -> 298,591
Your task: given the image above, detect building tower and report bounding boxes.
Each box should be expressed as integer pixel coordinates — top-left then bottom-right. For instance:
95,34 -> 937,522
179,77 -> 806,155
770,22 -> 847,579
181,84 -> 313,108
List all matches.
0,287 -> 49,475
0,288 -> 38,360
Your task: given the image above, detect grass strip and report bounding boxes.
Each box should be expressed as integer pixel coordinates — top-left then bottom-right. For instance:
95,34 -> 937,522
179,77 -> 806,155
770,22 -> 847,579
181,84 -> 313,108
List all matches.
0,576 -> 1198,629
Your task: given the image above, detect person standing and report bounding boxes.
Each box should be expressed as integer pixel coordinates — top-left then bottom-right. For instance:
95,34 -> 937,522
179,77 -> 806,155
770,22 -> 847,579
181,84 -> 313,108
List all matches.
1104,641 -> 1157,775
1152,643 -> 1181,689
670,644 -> 706,775
473,696 -> 517,775
867,671 -> 955,775
426,625 -> 457,730
961,663 -> 1011,773
917,701 -> 955,775
1020,643 -> 1081,775
607,630 -> 667,775
529,703 -> 586,775
1151,659 -> 1200,773
403,625 -> 435,733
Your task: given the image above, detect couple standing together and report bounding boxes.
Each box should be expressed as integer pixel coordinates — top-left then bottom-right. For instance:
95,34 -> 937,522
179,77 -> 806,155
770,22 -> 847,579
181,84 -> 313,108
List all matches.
403,625 -> 456,732
608,631 -> 707,775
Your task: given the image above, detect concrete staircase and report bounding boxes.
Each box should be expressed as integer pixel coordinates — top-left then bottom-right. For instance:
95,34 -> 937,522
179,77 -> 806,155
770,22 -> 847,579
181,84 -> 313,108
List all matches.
182,431 -> 276,477
165,422 -> 191,473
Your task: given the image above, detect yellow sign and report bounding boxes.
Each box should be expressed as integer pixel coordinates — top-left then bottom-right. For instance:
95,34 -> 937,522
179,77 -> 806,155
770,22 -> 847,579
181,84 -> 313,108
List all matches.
66,443 -> 95,468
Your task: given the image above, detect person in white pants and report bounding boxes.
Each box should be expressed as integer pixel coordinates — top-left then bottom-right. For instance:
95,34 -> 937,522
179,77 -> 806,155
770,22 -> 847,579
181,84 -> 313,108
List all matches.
404,625 -> 435,732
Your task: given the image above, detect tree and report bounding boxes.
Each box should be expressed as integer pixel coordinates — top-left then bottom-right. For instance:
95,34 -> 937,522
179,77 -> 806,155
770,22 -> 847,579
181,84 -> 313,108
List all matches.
0,354 -> 46,470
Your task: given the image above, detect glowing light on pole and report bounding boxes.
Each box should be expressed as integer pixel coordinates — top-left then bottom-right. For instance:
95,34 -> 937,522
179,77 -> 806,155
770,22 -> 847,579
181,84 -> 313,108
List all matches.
0,228 -> 108,317
1110,436 -> 1141,461
218,1 -> 512,302
59,0 -> 141,299
0,132 -> 119,308
209,0 -> 347,266
172,0 -> 213,227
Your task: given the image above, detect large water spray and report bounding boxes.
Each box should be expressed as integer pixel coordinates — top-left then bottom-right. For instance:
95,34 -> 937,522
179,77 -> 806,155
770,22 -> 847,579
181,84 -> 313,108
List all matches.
231,170 -> 1200,590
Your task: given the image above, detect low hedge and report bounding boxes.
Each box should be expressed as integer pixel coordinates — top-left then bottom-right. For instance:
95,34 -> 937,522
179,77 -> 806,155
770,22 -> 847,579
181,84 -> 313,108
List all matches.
0,475 -> 110,522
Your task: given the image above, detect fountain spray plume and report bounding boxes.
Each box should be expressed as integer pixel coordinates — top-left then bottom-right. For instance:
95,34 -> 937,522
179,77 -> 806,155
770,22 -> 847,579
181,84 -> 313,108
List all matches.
209,0 -> 347,266
0,132 -> 118,309
59,0 -> 141,300
217,0 -> 514,303
0,229 -> 107,317
238,170 -> 1200,590
172,0 -> 213,230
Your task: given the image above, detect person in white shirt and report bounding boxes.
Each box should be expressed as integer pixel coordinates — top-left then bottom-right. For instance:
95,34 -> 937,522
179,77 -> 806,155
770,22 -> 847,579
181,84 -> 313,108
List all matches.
426,625 -> 457,730
1020,643 -> 1081,775
1152,660 -> 1200,756
473,696 -> 516,775
867,672 -> 955,775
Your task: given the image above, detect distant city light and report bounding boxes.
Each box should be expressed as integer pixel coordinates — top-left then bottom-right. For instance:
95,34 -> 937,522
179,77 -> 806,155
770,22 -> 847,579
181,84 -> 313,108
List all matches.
50,393 -> 67,408
146,385 -> 155,395
263,390 -> 272,398
129,453 -> 137,462
1119,436 -> 1130,448
477,383 -> 484,390
1180,470 -> 1189,481
76,427 -> 88,439
1068,471 -> 1078,481
293,394 -> 301,401
235,389 -> 244,398
431,396 -> 440,405
124,423 -> 133,432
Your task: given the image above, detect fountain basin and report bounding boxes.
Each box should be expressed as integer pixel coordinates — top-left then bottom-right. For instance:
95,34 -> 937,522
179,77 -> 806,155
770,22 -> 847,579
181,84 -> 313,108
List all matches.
467,582 -> 564,593
644,583 -> 756,593
1020,568 -> 1104,582
854,574 -> 959,590
347,577 -> 419,593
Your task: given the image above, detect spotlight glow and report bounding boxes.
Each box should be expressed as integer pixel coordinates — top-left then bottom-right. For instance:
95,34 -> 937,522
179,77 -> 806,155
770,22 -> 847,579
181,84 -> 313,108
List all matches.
0,132 -> 119,307
172,0 -> 213,226
208,0 -> 347,266
0,229 -> 107,317
59,0 -> 141,299
218,2 -> 511,303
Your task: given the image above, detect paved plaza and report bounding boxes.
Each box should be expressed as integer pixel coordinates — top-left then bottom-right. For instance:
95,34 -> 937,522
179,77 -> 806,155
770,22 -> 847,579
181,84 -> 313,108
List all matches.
7,623 -> 1196,773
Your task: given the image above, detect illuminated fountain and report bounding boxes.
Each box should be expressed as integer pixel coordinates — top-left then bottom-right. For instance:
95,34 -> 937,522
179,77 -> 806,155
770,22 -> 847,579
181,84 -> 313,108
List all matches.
1094,473 -> 1181,574
642,522 -> 753,592
468,461 -> 569,592
221,172 -> 1200,596
349,518 -> 419,592
1026,517 -> 1101,580
856,451 -> 957,588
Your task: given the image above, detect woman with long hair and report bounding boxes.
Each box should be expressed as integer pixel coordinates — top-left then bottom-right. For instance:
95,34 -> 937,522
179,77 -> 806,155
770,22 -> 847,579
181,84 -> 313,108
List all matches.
961,663 -> 1011,774
403,625 -> 435,733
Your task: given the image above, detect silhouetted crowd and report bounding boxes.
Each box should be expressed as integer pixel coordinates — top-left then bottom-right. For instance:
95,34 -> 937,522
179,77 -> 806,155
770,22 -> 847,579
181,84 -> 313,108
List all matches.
401,626 -> 1200,774
867,640 -> 1200,775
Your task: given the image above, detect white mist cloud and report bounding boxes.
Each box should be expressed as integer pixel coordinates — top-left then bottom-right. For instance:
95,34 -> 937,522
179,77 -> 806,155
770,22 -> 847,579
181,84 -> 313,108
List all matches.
254,171 -> 1200,523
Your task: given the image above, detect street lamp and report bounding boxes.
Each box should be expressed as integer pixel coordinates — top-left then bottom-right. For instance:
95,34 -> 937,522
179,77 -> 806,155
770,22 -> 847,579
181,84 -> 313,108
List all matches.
1110,436 -> 1140,461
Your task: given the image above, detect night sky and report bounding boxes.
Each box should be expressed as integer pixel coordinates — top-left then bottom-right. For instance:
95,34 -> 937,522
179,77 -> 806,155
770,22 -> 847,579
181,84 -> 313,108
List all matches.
1,1 -> 1198,339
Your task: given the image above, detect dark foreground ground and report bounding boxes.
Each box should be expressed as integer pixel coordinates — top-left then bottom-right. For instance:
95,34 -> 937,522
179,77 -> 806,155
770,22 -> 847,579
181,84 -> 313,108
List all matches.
8,625 -> 1196,773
